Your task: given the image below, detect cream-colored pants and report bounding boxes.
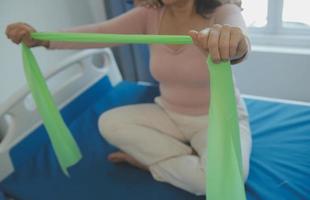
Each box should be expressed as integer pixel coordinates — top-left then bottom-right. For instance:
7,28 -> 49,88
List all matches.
98,97 -> 252,195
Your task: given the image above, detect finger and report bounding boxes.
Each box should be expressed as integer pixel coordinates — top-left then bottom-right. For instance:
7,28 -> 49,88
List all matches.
199,28 -> 210,49
229,29 -> 242,58
189,30 -> 210,56
6,22 -> 30,39
5,25 -> 13,38
6,23 -> 33,45
235,37 -> 248,59
20,23 -> 34,31
219,25 -> 231,60
12,26 -> 30,44
10,28 -> 21,44
188,30 -> 199,45
208,27 -> 221,63
197,31 -> 208,51
6,23 -> 19,32
22,31 -> 34,45
6,24 -> 19,38
19,24 -> 36,43
16,30 -> 28,44
11,38 -> 20,45
6,28 -> 14,39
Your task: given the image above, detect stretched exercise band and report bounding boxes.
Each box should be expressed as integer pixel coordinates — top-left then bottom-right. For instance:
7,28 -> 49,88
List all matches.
21,32 -> 246,200
31,32 -> 193,45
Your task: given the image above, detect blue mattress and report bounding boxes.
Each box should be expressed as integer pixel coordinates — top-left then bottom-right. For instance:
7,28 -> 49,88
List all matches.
0,77 -> 309,200
0,190 -> 4,200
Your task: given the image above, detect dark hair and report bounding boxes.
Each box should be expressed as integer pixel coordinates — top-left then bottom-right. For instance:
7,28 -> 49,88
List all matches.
158,0 -> 222,17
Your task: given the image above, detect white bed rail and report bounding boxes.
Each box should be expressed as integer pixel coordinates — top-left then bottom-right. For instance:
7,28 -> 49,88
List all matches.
0,48 -> 121,181
242,94 -> 310,107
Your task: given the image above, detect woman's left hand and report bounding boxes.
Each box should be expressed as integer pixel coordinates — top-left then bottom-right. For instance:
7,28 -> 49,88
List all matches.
189,24 -> 249,63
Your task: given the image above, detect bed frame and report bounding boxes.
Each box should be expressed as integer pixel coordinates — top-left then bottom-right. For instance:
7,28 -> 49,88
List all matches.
1,48 -> 309,199
0,48 -> 121,182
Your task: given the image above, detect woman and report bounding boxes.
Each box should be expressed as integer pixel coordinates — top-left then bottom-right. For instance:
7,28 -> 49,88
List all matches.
6,0 -> 252,195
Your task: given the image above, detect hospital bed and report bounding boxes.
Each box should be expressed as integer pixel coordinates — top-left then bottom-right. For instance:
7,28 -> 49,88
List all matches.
0,48 -> 309,200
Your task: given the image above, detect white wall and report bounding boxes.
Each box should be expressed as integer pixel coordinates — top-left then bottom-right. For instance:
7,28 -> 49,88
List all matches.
0,0 -> 106,105
234,46 -> 310,102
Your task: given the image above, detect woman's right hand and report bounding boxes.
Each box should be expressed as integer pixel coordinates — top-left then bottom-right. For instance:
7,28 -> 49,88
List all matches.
5,22 -> 49,48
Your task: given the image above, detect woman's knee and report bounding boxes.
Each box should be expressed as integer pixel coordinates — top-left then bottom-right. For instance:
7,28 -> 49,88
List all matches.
98,109 -> 126,143
150,155 -> 206,195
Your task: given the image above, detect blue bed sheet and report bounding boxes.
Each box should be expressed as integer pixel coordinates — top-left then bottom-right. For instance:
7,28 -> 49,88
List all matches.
0,78 -> 309,200
0,191 -> 5,200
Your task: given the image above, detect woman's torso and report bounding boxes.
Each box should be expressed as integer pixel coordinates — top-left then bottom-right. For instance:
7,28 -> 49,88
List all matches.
147,7 -> 215,115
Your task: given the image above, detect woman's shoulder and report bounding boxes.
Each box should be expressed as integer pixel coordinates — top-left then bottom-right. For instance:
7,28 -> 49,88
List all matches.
219,0 -> 242,7
211,2 -> 242,21
119,6 -> 161,24
130,6 -> 163,17
214,3 -> 242,14
132,6 -> 163,25
124,7 -> 163,33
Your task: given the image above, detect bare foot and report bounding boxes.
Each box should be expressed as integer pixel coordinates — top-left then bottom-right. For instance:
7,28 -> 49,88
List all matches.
108,151 -> 148,171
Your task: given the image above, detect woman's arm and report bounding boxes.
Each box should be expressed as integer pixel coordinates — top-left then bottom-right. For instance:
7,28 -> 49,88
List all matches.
49,7 -> 149,49
189,4 -> 250,64
6,7 -> 149,49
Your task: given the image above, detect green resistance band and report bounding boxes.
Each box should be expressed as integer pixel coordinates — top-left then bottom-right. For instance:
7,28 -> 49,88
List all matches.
207,56 -> 246,200
21,43 -> 82,176
23,32 -> 245,199
31,32 -> 193,45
